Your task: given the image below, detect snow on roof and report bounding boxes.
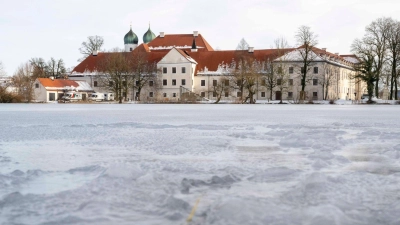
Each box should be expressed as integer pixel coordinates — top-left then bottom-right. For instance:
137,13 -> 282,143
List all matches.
37,78 -> 94,92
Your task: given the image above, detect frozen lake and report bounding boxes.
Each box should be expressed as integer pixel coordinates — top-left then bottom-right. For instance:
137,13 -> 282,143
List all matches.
0,104 -> 399,225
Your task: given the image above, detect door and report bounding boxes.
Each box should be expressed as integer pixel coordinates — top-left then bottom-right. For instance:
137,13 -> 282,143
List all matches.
275,91 -> 282,101
49,93 -> 55,101
82,94 -> 87,101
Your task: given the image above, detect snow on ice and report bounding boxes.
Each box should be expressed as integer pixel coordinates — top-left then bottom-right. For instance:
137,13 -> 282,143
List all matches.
0,104 -> 399,225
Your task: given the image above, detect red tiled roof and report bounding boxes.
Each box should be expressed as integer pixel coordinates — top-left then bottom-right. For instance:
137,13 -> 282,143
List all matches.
37,78 -> 79,87
187,49 -> 294,74
72,46 -> 169,73
147,34 -> 214,52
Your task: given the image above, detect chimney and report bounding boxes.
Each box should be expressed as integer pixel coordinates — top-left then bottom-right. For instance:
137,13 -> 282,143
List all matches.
160,32 -> 165,38
322,48 -> 327,51
193,31 -> 199,37
92,50 -> 98,56
191,37 -> 198,52
248,47 -> 254,53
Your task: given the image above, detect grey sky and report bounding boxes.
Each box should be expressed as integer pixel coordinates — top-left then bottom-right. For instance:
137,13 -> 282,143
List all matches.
1,0 -> 399,75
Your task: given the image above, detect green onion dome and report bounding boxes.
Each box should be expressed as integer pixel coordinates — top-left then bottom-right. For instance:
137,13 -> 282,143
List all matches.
124,27 -> 138,45
143,25 -> 156,44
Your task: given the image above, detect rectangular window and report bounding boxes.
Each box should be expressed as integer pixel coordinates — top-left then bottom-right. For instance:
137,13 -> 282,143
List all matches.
301,67 -> 305,74
149,80 -> 154,86
289,79 -> 293,86
173,93 -> 176,97
261,92 -> 266,97
237,80 -> 242,86
172,79 -> 176,86
314,67 -> 318,74
135,92 -> 139,97
163,93 -> 167,97
313,92 -> 318,99
225,92 -> 229,97
261,79 -> 266,86
93,81 -> 98,87
278,67 -> 283,74
201,92 -> 205,97
313,79 -> 318,86
181,79 -> 186,85
172,67 -> 176,74
213,92 -> 217,97
149,92 -> 154,97
163,79 -> 167,86
224,80 -> 229,86
122,81 -> 127,86
288,92 -> 293,99
213,80 -> 217,87
289,67 -> 294,74
163,67 -> 167,74
201,80 -> 205,86
182,67 -> 186,73
277,79 -> 282,85
237,92 -> 242,97
109,81 -> 113,87
35,83 -> 39,88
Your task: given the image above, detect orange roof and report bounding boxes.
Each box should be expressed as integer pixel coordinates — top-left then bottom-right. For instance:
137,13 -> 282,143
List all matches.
37,78 -> 79,88
72,53 -> 106,73
147,34 -> 214,52
187,49 -> 293,74
72,46 -> 169,73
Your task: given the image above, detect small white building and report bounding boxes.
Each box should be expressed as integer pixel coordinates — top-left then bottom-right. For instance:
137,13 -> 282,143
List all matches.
33,78 -> 94,102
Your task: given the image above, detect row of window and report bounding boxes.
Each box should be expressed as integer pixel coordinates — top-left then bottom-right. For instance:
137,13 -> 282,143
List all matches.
163,67 -> 186,74
163,79 -> 186,86
289,67 -> 319,74
93,80 -> 157,87
200,79 -> 319,87
198,91 -> 319,99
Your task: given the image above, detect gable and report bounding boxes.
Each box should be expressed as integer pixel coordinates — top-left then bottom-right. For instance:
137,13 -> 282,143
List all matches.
159,48 -> 197,64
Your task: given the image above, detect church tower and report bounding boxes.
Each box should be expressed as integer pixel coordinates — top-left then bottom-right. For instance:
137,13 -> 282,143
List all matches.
124,25 -> 138,52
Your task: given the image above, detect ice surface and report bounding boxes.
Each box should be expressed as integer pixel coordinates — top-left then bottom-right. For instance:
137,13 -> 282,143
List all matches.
0,104 -> 400,225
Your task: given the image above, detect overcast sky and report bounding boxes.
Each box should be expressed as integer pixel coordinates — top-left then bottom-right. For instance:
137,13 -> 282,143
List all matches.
1,0 -> 400,75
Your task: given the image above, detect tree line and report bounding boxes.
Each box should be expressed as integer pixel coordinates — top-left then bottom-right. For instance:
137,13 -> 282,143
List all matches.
352,17 -> 400,102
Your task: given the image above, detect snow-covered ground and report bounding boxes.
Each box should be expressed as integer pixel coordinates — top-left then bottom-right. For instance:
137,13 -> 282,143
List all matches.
0,104 -> 399,225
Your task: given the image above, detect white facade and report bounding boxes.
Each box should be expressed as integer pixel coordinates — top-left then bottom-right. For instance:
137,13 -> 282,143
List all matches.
156,48 -> 197,101
125,44 -> 137,52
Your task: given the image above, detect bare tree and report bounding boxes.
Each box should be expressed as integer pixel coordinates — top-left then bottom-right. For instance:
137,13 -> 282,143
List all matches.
79,36 -> 104,62
30,58 -> 47,78
236,38 -> 250,50
46,58 -> 66,79
272,38 -> 291,103
264,59 -> 277,101
131,50 -> 159,101
0,61 -> 6,76
225,58 -> 245,101
12,62 -> 35,102
320,62 -> 338,100
208,77 -> 229,104
295,26 -> 318,102
386,18 -> 400,100
97,49 -> 133,103
364,17 -> 391,97
352,39 -> 378,103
